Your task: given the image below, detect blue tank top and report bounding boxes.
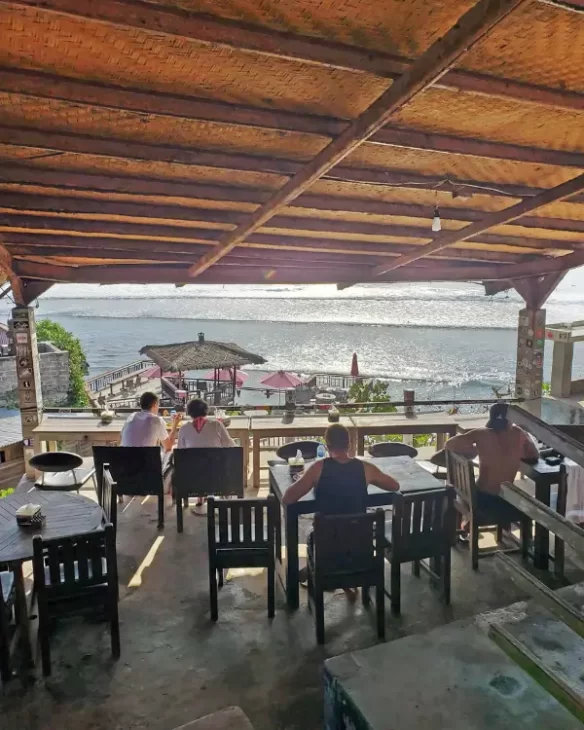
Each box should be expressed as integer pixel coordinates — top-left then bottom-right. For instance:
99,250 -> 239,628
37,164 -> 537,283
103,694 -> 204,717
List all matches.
313,458 -> 368,515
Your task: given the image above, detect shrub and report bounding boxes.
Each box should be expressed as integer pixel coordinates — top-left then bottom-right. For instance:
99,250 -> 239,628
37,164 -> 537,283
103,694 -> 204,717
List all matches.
36,320 -> 90,407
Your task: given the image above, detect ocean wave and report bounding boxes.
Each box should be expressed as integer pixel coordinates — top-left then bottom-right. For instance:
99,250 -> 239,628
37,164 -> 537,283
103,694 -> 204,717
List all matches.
38,311 -> 516,330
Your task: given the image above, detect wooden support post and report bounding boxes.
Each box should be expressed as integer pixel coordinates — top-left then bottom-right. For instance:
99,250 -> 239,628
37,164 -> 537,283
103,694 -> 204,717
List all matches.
550,340 -> 574,398
9,306 -> 43,477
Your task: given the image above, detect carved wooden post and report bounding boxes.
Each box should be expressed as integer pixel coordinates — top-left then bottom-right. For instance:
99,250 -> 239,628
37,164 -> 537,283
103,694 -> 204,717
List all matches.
9,306 -> 43,476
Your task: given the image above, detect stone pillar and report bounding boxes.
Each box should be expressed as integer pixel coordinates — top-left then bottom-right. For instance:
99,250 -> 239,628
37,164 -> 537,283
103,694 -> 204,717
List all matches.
515,308 -> 546,400
9,307 -> 43,476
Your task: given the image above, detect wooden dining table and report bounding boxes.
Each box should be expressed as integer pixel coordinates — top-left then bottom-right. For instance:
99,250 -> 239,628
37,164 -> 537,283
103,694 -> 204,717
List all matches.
0,490 -> 104,666
269,456 -> 447,609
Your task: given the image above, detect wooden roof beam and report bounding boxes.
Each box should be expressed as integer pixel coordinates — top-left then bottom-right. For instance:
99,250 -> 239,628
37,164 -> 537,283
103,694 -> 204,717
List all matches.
1,212 -> 577,255
10,1 -> 584,112
12,248 -> 584,286
3,164 -> 584,205
367,171 -> 584,279
2,85 -> 584,168
512,271 -> 566,308
187,0 -> 533,278
2,190 -> 584,237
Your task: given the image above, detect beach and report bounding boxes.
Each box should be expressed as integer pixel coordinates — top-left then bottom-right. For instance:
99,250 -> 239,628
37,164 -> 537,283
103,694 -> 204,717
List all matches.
1,277 -> 583,402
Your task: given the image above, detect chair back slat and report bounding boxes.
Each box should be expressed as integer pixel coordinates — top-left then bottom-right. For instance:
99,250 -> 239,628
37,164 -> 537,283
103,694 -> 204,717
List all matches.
254,503 -> 264,542
209,497 -> 274,548
100,465 -> 118,531
230,503 -> 241,544
313,511 -> 382,576
174,448 -> 244,500
446,450 -> 477,509
93,446 -> 163,499
392,489 -> 455,561
33,526 -> 116,600
242,506 -> 252,544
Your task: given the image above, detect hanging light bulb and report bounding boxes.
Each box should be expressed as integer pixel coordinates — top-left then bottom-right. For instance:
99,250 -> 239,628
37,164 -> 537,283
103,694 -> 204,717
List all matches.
431,205 -> 441,232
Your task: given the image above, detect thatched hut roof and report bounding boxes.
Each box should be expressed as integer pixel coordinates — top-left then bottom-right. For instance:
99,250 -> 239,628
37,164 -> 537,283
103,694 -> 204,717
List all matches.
140,336 -> 265,372
0,0 -> 583,303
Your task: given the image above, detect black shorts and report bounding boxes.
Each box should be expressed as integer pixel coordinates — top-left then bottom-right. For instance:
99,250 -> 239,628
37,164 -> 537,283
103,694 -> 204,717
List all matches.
476,491 -> 525,525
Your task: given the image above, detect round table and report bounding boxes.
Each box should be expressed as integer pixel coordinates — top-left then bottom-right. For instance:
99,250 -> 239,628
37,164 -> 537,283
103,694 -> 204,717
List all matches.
0,490 -> 104,563
0,490 -> 104,667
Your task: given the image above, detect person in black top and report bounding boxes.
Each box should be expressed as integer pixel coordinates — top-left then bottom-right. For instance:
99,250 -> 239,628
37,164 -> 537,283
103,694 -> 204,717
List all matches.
282,424 -> 400,509
283,425 -> 400,590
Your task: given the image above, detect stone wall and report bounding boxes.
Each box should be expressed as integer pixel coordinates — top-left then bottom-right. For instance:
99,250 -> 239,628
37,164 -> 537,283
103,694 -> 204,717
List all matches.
0,342 -> 70,407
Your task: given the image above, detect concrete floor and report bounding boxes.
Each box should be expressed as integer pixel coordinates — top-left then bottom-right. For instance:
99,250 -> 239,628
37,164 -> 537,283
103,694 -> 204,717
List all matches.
1,487 -> 581,730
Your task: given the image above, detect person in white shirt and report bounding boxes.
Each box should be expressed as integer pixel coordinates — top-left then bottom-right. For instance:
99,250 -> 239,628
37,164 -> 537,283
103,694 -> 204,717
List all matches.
176,398 -> 236,514
121,392 -> 180,451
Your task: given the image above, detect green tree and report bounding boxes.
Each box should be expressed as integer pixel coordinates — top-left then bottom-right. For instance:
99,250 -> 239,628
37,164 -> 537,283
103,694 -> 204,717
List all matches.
348,380 -> 397,413
36,319 -> 90,407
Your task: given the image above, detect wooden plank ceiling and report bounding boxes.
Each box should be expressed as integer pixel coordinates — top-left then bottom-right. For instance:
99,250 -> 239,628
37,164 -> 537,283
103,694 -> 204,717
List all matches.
0,0 -> 583,301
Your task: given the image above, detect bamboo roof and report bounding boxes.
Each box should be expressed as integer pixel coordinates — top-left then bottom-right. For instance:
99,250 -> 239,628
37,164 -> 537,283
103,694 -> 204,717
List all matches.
0,0 -> 583,302
140,338 -> 266,372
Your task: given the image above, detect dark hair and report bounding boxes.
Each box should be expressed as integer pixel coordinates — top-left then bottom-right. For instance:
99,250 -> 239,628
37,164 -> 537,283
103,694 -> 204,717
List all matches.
187,398 -> 209,420
486,401 -> 509,432
325,423 -> 350,451
140,391 -> 159,411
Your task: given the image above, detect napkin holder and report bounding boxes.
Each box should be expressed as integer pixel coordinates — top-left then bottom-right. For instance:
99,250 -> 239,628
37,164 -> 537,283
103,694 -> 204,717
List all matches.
16,503 -> 45,528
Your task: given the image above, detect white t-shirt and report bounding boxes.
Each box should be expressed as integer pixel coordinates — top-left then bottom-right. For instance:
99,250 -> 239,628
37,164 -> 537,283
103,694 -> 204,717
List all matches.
177,419 -> 236,449
120,411 -> 168,447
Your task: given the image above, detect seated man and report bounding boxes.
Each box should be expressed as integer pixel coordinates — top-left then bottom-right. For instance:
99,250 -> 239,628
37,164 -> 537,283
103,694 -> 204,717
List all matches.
282,424 -> 400,589
445,401 -> 539,530
121,391 -> 180,451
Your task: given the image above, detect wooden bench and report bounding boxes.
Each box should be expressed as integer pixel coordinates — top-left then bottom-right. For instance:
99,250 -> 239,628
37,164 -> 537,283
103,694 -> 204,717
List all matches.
172,706 -> 254,730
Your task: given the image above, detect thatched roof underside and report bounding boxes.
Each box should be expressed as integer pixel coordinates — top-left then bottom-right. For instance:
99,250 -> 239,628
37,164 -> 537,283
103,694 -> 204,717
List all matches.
140,340 -> 266,371
0,0 -> 583,301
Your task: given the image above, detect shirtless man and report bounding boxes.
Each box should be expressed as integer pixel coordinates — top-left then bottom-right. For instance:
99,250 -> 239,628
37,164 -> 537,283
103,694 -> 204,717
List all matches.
445,401 -> 539,526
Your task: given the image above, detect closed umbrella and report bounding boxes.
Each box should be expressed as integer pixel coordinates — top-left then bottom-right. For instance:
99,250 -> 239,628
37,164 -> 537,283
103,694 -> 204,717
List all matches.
351,353 -> 360,377
260,370 -> 303,389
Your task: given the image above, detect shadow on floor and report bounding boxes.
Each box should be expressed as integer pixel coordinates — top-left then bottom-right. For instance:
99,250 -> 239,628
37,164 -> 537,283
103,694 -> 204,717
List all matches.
1,491 -> 581,730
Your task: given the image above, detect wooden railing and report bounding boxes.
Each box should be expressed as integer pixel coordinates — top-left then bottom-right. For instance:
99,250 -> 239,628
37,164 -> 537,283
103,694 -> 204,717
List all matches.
86,360 -> 153,393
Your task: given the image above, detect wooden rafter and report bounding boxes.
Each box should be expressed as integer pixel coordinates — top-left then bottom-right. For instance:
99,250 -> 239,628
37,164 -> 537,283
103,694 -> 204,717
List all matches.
1,191 -> 584,238
3,164 -> 584,207
9,1 -> 583,112
367,171 -> 584,279
2,77 -> 584,169
185,0 -> 532,277
0,211 -> 580,255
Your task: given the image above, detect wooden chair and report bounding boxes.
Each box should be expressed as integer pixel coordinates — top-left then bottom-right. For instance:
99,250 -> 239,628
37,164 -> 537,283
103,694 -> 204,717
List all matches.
100,465 -> 118,531
174,448 -> 244,533
368,442 -> 418,458
207,496 -> 276,620
275,440 -> 321,461
32,524 -> 120,677
384,488 -> 455,614
446,450 -> 531,570
0,569 -> 15,683
307,510 -> 385,644
93,446 -> 165,529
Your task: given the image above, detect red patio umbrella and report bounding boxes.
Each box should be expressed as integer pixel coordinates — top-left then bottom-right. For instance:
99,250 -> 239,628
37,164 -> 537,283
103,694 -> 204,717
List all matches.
204,368 -> 248,387
259,370 -> 303,389
350,353 -> 360,377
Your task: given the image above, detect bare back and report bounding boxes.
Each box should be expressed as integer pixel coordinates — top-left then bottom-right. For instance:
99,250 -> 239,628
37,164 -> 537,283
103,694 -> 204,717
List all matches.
474,425 -> 532,494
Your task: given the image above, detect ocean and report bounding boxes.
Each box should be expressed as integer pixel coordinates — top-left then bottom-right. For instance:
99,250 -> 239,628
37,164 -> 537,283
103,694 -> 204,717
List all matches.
1,272 -> 584,403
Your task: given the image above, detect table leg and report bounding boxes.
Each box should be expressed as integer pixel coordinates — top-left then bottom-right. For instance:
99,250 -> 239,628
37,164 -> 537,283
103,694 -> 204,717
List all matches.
252,434 -> 260,490
285,509 -> 300,610
358,433 -> 365,457
13,565 -> 33,668
533,479 -> 551,570
436,432 -> 446,450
